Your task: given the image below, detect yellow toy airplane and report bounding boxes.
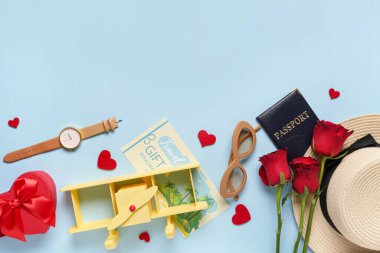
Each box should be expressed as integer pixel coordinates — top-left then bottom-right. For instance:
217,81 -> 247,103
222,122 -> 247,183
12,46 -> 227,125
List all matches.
61,162 -> 208,250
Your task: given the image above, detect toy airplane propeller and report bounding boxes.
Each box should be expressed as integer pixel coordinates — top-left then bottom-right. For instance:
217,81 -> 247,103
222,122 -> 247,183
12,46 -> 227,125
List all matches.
61,163 -> 208,250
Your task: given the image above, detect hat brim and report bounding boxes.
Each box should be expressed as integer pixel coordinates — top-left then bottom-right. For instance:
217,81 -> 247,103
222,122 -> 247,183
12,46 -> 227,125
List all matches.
292,114 -> 380,253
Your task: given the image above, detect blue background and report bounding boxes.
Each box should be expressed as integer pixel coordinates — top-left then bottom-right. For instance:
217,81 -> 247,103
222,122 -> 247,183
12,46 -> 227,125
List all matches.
1,1 -> 380,252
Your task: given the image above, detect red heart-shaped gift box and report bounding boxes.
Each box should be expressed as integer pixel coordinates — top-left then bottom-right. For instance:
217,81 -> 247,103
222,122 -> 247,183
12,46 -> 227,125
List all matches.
0,171 -> 56,241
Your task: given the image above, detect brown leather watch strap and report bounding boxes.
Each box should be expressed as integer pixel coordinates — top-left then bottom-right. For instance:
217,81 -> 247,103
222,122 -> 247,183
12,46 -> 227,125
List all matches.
80,117 -> 119,139
3,137 -> 62,163
3,117 -> 119,163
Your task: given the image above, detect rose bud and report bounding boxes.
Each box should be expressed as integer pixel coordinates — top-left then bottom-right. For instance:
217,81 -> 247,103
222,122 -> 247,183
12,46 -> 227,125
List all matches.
258,149 -> 291,186
312,120 -> 353,157
290,157 -> 320,194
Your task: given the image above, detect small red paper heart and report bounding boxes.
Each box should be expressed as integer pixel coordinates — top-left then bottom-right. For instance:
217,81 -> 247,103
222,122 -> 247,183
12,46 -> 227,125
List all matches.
97,150 -> 117,170
8,117 -> 20,128
139,231 -> 150,243
329,88 -> 340,99
198,130 -> 216,147
232,204 -> 251,225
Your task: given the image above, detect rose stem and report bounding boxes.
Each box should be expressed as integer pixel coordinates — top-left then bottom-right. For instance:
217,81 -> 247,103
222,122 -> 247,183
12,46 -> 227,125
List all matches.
293,189 -> 308,253
276,183 -> 284,253
302,156 -> 326,253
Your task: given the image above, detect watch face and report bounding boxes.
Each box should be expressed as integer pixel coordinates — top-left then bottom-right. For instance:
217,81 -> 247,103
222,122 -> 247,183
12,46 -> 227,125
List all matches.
59,127 -> 81,150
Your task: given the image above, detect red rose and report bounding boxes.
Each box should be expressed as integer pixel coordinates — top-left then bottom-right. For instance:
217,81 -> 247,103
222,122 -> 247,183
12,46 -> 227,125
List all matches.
258,149 -> 291,186
312,120 -> 353,157
290,157 -> 320,194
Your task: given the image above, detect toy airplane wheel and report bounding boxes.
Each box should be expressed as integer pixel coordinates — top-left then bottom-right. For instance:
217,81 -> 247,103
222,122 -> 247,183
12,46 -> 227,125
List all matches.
165,223 -> 176,239
104,230 -> 120,250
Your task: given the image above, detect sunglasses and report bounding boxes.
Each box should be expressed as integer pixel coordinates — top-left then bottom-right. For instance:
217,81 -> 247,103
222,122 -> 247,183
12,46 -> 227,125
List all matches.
220,121 -> 261,200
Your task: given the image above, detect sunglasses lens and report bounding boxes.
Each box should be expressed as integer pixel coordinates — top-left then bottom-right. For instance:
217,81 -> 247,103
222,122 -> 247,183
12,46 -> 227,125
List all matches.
227,167 -> 245,192
238,129 -> 253,156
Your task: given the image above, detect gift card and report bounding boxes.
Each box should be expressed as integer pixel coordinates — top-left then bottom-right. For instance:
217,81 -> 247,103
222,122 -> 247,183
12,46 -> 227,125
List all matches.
121,119 -> 228,237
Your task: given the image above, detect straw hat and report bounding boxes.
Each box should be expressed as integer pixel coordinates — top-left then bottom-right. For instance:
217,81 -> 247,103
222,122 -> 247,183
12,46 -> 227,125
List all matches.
292,115 -> 380,253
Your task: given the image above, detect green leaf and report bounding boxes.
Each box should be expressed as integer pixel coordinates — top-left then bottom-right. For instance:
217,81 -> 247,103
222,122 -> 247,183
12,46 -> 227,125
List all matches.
304,186 -> 310,196
315,185 -> 327,196
328,151 -> 348,160
282,191 -> 292,206
314,187 -> 326,198
280,172 -> 286,185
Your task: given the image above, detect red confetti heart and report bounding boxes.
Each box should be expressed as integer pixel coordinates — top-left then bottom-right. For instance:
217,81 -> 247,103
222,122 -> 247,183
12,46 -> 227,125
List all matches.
97,150 -> 117,170
232,204 -> 251,225
198,130 -> 216,147
139,231 -> 150,243
329,88 -> 340,99
8,117 -> 20,128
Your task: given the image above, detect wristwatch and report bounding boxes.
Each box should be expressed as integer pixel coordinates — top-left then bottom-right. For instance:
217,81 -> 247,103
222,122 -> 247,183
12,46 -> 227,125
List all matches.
3,117 -> 120,163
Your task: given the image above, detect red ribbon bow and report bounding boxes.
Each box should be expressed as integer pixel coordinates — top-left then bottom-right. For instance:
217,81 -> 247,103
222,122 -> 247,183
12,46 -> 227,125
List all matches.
0,178 -> 55,241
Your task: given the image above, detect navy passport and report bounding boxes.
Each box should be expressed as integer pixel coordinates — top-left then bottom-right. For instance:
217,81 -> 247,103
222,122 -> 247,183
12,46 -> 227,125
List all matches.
256,89 -> 319,160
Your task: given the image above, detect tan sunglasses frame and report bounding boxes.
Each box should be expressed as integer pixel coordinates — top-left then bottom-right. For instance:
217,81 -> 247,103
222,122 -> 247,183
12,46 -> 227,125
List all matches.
220,121 -> 261,199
